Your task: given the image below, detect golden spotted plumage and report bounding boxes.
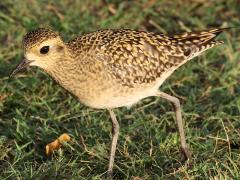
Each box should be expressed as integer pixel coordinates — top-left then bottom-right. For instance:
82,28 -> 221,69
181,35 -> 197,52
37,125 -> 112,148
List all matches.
62,29 -> 224,89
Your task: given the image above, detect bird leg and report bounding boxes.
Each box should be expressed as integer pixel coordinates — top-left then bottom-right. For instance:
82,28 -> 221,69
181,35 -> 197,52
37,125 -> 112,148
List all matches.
107,109 -> 120,177
156,91 -> 191,160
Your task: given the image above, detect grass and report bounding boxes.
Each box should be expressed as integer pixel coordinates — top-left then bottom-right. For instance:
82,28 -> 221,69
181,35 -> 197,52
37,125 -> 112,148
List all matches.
0,0 -> 240,179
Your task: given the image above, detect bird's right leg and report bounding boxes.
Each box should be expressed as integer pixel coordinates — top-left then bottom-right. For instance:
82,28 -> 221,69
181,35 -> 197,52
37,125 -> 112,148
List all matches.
156,91 -> 191,160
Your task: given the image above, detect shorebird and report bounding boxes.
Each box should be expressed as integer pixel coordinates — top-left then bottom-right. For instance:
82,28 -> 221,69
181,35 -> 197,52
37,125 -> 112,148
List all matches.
10,27 -> 227,176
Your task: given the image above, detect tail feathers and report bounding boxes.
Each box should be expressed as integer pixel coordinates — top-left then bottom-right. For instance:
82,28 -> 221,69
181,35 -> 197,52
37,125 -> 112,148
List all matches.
172,27 -> 229,46
171,27 -> 230,58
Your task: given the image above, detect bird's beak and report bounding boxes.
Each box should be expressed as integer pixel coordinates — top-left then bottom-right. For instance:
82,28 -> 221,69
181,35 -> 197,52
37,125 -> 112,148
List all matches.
9,58 -> 33,78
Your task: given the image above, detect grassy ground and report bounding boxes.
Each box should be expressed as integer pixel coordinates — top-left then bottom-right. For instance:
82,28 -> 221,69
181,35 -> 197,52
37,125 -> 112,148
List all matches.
0,0 -> 240,179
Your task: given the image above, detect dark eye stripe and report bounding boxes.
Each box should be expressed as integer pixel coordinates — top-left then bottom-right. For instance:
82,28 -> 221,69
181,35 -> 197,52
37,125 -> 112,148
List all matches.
40,46 -> 49,54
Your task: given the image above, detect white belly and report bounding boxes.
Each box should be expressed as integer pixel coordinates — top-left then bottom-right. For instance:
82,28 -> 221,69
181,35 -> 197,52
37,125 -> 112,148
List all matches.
84,76 -> 169,109
73,65 -> 179,109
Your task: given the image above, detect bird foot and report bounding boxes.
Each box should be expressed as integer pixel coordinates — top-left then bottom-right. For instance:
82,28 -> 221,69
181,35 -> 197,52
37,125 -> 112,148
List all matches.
105,170 -> 113,179
181,146 -> 191,161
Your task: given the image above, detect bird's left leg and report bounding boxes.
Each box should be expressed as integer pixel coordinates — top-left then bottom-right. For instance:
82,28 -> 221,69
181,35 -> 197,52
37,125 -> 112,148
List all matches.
107,109 -> 120,177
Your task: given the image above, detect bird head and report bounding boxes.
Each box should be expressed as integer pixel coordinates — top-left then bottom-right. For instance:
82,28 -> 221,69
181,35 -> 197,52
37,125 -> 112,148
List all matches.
10,28 -> 66,77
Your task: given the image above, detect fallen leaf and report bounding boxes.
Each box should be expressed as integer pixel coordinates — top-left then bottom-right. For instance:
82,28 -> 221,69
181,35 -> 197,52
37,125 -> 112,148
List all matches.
45,133 -> 71,156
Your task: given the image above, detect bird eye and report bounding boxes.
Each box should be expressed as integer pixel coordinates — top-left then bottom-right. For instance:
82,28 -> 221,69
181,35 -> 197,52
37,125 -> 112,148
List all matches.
40,46 -> 49,54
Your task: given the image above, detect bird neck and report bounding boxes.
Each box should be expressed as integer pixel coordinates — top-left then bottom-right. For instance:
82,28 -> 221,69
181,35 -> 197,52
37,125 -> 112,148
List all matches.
43,53 -> 86,97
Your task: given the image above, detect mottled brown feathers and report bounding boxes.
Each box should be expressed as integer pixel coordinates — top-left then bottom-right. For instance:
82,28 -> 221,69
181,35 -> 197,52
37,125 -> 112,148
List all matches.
66,28 -> 224,86
23,28 -> 59,49
23,28 -> 225,87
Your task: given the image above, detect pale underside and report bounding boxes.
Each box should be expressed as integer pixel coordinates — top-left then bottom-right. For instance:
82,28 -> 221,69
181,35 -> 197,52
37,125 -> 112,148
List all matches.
77,58 -> 189,109
89,67 -> 177,109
